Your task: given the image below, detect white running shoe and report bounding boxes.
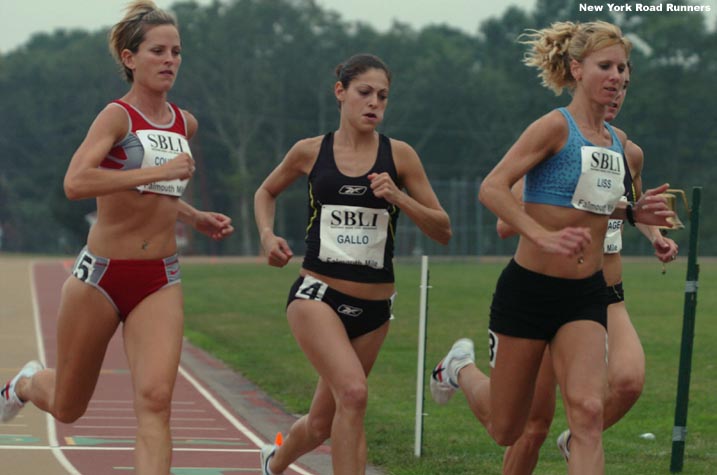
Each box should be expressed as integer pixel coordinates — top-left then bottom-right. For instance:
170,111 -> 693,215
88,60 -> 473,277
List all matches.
430,338 -> 475,405
1,360 -> 44,423
557,429 -> 571,462
260,443 -> 277,475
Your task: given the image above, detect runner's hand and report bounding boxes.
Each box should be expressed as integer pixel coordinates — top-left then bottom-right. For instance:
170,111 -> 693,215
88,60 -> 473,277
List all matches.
633,184 -> 674,227
194,212 -> 234,241
161,153 -> 195,180
653,234 -> 679,263
261,232 -> 293,268
368,172 -> 402,205
535,227 -> 592,256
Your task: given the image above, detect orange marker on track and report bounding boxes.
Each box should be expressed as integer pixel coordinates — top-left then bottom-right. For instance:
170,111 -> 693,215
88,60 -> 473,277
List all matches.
274,432 -> 283,446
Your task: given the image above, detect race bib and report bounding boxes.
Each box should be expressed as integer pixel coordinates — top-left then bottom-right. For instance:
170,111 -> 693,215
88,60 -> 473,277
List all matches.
318,204 -> 389,269
572,146 -> 625,215
489,330 -> 498,368
135,130 -> 190,197
604,197 -> 628,254
295,274 -> 329,301
71,247 -> 108,285
604,219 -> 623,254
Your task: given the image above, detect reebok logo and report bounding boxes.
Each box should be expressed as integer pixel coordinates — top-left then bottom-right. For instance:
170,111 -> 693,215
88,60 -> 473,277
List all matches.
339,185 -> 367,196
337,304 -> 363,317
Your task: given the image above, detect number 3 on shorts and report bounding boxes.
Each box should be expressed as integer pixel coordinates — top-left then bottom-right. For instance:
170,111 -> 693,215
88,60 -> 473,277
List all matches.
296,275 -> 328,301
488,330 -> 499,368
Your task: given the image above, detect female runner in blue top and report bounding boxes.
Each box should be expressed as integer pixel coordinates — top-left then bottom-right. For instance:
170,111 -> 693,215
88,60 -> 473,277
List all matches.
429,21 -> 672,475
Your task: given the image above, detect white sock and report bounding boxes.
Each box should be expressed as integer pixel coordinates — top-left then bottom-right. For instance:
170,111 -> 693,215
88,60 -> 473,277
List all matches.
448,356 -> 473,386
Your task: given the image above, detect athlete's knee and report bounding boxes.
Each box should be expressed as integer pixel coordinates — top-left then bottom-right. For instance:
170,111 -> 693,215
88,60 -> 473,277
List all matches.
134,382 -> 173,416
306,413 -> 332,442
335,381 -> 368,413
53,401 -> 88,424
565,395 -> 604,433
490,418 -> 527,447
491,427 -> 523,447
609,370 -> 644,406
520,418 -> 552,449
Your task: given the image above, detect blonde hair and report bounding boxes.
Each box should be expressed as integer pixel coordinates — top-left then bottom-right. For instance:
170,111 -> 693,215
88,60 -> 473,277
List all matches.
108,1 -> 178,82
519,21 -> 632,95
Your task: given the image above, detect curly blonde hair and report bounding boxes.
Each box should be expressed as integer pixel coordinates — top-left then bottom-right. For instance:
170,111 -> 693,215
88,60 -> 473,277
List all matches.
519,21 -> 632,95
108,1 -> 178,82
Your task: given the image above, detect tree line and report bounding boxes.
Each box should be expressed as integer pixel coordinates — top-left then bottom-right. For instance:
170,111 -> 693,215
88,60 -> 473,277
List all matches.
0,0 -> 714,255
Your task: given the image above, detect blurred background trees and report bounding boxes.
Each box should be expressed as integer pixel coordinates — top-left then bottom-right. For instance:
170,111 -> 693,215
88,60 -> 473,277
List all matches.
0,0 -> 714,255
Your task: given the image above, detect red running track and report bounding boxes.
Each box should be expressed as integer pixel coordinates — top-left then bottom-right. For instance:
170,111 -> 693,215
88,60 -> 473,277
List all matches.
28,260 -> 316,475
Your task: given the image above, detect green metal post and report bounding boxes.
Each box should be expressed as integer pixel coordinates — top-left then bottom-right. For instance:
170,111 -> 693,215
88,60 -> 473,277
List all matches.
670,187 -> 702,472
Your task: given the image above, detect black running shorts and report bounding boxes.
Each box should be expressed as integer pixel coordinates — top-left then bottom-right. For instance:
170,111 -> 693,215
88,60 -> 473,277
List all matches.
606,281 -> 625,305
287,275 -> 393,339
489,259 -> 608,341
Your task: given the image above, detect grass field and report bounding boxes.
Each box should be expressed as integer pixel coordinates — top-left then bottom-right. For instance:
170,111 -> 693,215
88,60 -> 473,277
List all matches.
182,258 -> 717,474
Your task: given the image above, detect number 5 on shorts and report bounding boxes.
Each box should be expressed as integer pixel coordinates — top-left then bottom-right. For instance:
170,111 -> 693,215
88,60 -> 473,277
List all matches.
73,253 -> 95,282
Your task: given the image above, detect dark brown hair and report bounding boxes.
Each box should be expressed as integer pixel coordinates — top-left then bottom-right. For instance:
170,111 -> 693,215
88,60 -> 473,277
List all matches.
335,53 -> 392,88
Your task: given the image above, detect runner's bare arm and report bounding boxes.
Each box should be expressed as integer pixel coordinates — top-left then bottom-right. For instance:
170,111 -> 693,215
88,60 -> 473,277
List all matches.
64,105 -> 195,200
254,137 -> 319,266
372,139 -> 451,245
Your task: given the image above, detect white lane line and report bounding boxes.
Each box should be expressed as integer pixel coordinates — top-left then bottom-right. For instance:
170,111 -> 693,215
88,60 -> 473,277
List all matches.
30,261 -> 82,475
177,364 -> 315,475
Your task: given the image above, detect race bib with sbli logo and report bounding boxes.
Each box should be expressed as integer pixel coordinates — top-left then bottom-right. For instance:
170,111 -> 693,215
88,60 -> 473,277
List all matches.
318,204 -> 389,269
571,146 -> 625,215
135,130 -> 190,197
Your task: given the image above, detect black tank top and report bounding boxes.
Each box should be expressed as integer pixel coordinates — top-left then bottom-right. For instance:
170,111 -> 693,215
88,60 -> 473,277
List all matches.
302,132 -> 400,283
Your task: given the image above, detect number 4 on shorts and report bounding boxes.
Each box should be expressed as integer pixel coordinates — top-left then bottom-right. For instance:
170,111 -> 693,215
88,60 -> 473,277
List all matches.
296,275 -> 328,301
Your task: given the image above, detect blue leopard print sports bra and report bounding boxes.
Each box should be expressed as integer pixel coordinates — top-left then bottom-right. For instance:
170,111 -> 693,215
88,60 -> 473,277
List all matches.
524,107 -> 625,214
